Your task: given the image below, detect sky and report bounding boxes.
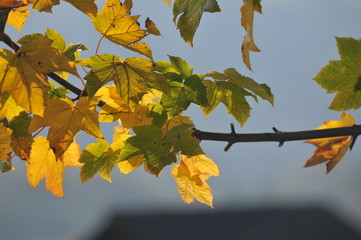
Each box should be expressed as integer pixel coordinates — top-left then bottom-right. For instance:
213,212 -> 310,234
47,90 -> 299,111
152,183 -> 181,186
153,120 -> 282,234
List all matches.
1,0 -> 361,239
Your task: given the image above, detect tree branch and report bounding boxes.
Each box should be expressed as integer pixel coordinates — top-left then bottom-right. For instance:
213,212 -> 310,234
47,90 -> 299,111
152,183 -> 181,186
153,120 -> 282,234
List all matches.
194,124 -> 361,151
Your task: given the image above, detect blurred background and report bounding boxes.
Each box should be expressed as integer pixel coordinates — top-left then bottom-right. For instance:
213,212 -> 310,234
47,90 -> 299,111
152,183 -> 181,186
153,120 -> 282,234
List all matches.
1,0 -> 361,239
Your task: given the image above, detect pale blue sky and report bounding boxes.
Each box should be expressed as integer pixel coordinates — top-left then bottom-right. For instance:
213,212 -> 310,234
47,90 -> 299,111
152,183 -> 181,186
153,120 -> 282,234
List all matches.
1,1 -> 361,239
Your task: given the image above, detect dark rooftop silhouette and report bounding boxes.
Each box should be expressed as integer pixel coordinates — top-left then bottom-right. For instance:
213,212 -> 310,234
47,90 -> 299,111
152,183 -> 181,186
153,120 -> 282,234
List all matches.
89,207 -> 361,240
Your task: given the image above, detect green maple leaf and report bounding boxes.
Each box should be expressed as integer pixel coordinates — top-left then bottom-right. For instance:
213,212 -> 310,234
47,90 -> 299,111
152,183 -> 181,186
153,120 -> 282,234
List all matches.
201,80 -> 254,126
79,139 -> 118,183
205,68 -> 274,105
173,0 -> 221,46
161,74 -> 208,117
119,124 -> 203,176
314,37 -> 361,110
119,125 -> 176,176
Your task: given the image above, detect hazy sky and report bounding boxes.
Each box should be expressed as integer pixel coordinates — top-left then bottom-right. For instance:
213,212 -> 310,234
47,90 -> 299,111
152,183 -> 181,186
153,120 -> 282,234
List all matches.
1,1 -> 361,239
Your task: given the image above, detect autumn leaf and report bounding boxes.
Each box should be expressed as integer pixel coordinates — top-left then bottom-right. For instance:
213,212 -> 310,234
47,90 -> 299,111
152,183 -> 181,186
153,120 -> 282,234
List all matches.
0,37 -> 78,116
201,80 -> 253,127
0,93 -> 25,120
205,68 -> 274,105
119,123 -> 203,176
156,55 -> 194,79
30,0 -> 59,13
305,112 -> 355,173
240,0 -> 262,70
161,74 -> 208,117
171,154 -> 219,207
7,6 -> 30,32
80,54 -> 169,106
79,139 -> 118,183
27,136 -> 65,197
8,111 -> 33,160
92,0 -> 153,59
0,122 -> 13,162
61,140 -> 82,167
145,18 -> 161,36
172,0 -> 221,46
0,0 -> 27,8
314,38 -> 361,110
28,97 -> 103,158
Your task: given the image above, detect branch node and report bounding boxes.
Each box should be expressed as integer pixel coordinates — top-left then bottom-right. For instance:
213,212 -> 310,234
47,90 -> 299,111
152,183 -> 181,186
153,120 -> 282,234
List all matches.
224,123 -> 237,151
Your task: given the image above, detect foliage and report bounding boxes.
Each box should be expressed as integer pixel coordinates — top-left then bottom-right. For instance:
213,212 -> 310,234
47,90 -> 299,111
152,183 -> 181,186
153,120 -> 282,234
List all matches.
0,0 -> 359,207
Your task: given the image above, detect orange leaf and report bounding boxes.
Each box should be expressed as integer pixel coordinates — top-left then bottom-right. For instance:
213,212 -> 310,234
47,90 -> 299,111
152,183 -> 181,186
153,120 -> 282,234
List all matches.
305,112 -> 355,173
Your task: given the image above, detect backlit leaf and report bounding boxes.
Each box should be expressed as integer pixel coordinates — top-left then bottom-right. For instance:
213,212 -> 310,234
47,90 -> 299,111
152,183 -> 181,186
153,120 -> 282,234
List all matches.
92,0 -> 152,58
305,112 -> 355,173
314,38 -> 361,110
173,0 -> 221,46
161,74 -> 208,117
0,37 -> 77,116
31,0 -> 59,13
0,123 -> 12,162
81,54 -> 169,106
205,68 -> 273,105
8,111 -> 32,160
7,6 -> 30,32
201,80 -> 253,126
171,154 -> 218,207
79,139 -> 118,183
240,0 -> 262,70
27,136 -> 65,197
28,97 -> 103,158
61,140 -> 82,167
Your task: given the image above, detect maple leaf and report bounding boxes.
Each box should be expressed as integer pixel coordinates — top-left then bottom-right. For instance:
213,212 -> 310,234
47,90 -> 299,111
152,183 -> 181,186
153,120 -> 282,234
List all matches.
61,140 -> 82,167
0,93 -> 24,119
30,0 -> 59,12
240,0 -> 262,70
119,123 -> 203,176
172,0 -> 221,46
27,136 -> 65,197
0,122 -> 13,162
79,139 -> 118,183
92,0 -> 153,59
8,111 -> 33,160
28,97 -> 103,158
171,154 -> 219,207
0,37 -> 78,116
156,55 -> 194,79
201,80 -> 253,127
7,5 -> 30,32
305,112 -> 355,173
80,54 -> 169,106
314,38 -> 361,110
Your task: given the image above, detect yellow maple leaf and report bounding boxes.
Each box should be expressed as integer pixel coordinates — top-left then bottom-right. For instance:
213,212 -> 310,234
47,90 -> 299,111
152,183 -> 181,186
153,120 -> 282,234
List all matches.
7,6 -> 30,32
29,97 -> 103,158
240,0 -> 262,70
61,140 -> 83,167
92,0 -> 152,59
97,85 -> 156,128
171,154 -> 219,207
0,38 -> 77,116
0,123 -> 12,162
27,136 -> 65,197
305,112 -> 355,173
